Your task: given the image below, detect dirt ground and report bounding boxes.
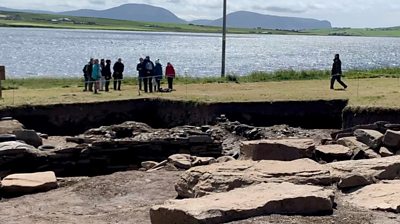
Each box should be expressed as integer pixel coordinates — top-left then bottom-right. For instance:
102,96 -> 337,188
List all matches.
0,170 -> 398,224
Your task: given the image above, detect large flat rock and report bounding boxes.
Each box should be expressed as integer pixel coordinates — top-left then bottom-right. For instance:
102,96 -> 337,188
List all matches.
240,139 -> 315,161
327,156 -> 400,188
175,159 -> 333,198
1,171 -> 58,196
0,119 -> 24,135
345,180 -> 400,213
151,182 -> 334,224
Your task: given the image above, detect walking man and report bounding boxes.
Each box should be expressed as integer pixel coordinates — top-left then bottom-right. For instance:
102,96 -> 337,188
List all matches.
330,54 -> 348,90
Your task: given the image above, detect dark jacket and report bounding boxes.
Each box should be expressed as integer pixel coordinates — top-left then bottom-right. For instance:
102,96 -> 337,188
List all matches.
104,63 -> 112,80
332,59 -> 342,75
100,62 -> 106,77
154,63 -> 163,80
143,59 -> 154,77
113,62 -> 124,79
137,62 -> 145,77
83,62 -> 93,78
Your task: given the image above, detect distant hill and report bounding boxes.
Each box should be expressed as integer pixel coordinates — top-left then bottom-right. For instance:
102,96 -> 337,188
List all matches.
195,11 -> 332,30
0,6 -> 53,14
1,4 -> 332,30
60,3 -> 186,24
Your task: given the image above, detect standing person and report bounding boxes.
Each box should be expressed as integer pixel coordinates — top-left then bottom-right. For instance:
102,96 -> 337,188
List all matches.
154,59 -> 163,92
100,59 -> 106,91
330,54 -> 348,90
113,58 -> 124,91
92,59 -> 101,94
83,58 -> 94,92
136,58 -> 145,91
165,62 -> 176,90
143,56 -> 154,93
82,59 -> 91,91
104,59 -> 112,92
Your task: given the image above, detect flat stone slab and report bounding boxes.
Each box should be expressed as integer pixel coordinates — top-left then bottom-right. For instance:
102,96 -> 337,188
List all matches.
1,171 -> 58,196
345,180 -> 400,213
315,145 -> 352,162
175,159 -> 333,198
240,139 -> 315,161
0,120 -> 24,135
151,182 -> 334,224
327,156 -> 400,188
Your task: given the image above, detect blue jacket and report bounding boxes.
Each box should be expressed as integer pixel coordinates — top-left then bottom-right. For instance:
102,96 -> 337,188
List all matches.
154,63 -> 163,80
92,64 -> 101,80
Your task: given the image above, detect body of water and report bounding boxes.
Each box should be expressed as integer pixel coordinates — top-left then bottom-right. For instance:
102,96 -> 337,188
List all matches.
0,27 -> 400,78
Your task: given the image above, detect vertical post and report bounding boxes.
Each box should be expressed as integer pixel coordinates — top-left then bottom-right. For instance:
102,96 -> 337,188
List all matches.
221,0 -> 227,77
0,66 -> 5,99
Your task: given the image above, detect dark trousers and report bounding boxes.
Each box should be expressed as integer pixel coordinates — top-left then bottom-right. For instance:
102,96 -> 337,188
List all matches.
330,75 -> 347,89
88,77 -> 94,91
114,79 -> 121,90
105,79 -> 110,92
84,75 -> 89,91
156,79 -> 161,91
139,77 -> 143,90
167,77 -> 173,90
143,77 -> 153,93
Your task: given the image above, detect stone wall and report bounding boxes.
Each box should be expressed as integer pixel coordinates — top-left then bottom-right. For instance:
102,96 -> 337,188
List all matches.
343,107 -> 400,129
0,99 -> 348,136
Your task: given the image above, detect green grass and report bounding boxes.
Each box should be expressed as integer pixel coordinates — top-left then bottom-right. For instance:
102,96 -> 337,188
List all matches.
1,11 -> 400,37
2,67 -> 400,90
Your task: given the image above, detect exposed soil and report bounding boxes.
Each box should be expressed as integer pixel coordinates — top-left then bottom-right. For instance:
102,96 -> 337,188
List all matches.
0,170 -> 398,224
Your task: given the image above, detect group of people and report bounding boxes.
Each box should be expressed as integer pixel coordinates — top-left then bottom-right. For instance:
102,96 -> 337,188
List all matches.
83,54 -> 346,94
82,56 -> 176,94
83,58 -> 124,93
136,56 -> 176,93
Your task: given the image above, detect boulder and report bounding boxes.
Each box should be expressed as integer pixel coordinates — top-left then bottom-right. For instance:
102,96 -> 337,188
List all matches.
337,174 -> 370,189
240,139 -> 315,161
354,129 -> 383,150
364,149 -> 381,159
151,182 -> 334,224
0,141 -> 41,157
168,154 -> 192,170
315,145 -> 352,162
0,119 -> 24,135
383,130 -> 400,149
175,159 -> 333,198
1,171 -> 58,197
379,147 -> 394,157
345,180 -> 400,213
141,161 -> 158,170
337,137 -> 369,151
13,129 -> 43,148
327,156 -> 400,188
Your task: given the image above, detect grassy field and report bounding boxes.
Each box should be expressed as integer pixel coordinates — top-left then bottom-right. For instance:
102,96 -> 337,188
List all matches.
1,11 -> 400,37
1,75 -> 400,108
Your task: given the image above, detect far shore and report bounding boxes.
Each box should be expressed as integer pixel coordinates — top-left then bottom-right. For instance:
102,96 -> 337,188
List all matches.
1,10 -> 400,37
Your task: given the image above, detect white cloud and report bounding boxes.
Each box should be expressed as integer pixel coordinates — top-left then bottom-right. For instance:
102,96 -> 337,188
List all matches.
1,0 -> 400,27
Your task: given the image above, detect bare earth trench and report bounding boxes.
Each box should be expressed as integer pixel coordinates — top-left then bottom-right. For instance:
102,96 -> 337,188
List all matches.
0,170 -> 399,224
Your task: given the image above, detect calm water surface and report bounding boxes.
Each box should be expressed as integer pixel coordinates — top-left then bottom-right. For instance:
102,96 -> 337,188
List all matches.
0,27 -> 399,78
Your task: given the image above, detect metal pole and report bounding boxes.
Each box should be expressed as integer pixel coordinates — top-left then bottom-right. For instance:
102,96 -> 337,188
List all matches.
221,0 -> 227,77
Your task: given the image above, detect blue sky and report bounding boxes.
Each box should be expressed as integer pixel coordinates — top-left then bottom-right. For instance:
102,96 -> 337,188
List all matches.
1,0 -> 400,28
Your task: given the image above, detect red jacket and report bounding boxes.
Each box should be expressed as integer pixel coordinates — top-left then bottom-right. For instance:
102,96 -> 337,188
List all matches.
165,64 -> 176,78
